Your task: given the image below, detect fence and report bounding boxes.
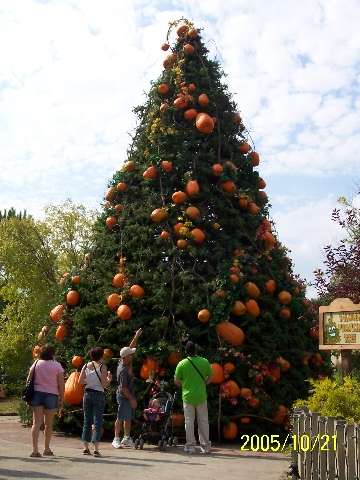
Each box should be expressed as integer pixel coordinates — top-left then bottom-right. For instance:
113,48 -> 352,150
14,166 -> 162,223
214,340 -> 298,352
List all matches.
291,407 -> 360,479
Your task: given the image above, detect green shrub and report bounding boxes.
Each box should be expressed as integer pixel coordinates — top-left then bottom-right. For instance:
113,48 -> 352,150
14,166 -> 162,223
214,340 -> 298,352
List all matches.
18,400 -> 32,426
294,376 -> 360,423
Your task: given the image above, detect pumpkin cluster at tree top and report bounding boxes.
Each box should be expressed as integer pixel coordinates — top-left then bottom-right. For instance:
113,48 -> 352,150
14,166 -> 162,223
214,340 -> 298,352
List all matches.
34,19 -> 327,439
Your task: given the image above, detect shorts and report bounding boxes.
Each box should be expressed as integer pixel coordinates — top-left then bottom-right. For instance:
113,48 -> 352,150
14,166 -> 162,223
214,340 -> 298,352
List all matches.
116,394 -> 133,421
31,391 -> 59,410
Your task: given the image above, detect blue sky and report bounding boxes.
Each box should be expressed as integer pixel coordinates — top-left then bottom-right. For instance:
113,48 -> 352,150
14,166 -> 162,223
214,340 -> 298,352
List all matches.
0,0 -> 359,297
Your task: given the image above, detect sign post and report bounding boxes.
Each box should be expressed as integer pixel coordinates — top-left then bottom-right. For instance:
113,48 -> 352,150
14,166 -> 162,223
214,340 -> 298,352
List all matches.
319,298 -> 360,381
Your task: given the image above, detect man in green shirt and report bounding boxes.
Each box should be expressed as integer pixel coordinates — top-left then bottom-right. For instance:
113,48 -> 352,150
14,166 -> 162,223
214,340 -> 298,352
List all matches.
174,341 -> 212,454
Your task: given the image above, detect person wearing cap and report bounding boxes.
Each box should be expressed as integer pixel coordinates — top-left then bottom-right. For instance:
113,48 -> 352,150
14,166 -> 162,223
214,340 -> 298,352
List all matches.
174,341 -> 213,454
112,328 -> 142,449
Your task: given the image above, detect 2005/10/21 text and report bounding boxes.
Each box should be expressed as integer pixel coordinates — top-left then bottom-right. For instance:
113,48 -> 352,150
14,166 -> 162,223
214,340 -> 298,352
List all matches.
240,434 -> 337,452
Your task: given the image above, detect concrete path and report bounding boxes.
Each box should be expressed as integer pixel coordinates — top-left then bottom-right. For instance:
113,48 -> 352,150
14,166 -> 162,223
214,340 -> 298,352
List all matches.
0,416 -> 289,480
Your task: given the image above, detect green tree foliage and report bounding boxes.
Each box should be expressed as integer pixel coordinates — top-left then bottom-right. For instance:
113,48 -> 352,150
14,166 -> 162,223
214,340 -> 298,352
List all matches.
0,202 -> 96,384
46,19 -> 327,436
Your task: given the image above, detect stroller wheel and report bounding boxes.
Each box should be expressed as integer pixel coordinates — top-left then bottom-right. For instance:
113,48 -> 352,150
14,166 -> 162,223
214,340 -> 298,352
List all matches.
134,439 -> 139,450
139,438 -> 145,450
158,439 -> 165,451
173,436 -> 178,447
168,436 -> 173,446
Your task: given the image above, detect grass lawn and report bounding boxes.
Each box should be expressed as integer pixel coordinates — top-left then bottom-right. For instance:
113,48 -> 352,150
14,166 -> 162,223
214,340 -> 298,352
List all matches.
0,397 -> 20,415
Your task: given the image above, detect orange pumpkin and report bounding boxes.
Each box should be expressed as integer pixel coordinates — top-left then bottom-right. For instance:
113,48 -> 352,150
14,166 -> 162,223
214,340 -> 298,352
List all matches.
212,163 -> 223,176
216,322 -> 245,346
263,231 -> 276,249
105,186 -> 116,201
278,291 -> 292,305
50,304 -> 65,323
173,96 -> 188,109
177,239 -> 188,249
103,348 -> 113,360
177,24 -> 188,36
143,165 -> 158,179
198,93 -> 209,106
229,273 -> 240,283
107,293 -> 122,310
66,290 -> 80,306
72,356 -> 84,369
240,388 -> 252,400
117,182 -> 127,192
186,180 -> 200,196
231,301 -> 246,316
248,397 -> 260,408
161,43 -> 169,51
163,52 -> 177,68
184,108 -> 198,121
32,345 -> 42,358
213,289 -> 227,298
64,371 -> 84,406
151,208 -> 168,223
223,421 -> 238,440
140,364 -> 150,380
239,196 -> 249,209
195,113 -> 214,134
239,142 -> 251,154
248,202 -> 260,215
273,405 -> 288,425
55,325 -> 67,342
191,228 -> 205,244
168,351 -> 182,366
184,43 -> 195,54
240,417 -> 251,424
172,191 -> 188,204
112,273 -> 126,288
250,151 -> 260,166
245,299 -> 260,317
117,304 -> 132,321
173,223 -> 184,236
221,380 -> 241,397
114,204 -> 123,214
258,191 -> 268,203
211,363 -> 225,384
198,309 -> 210,323
71,275 -> 81,285
171,413 -> 185,427
258,177 -> 266,189
161,160 -> 173,172
129,284 -> 145,298
187,28 -> 198,39
223,362 -> 236,375
185,206 -> 200,220
123,160 -> 135,172
245,282 -> 260,299
280,307 -> 291,320
220,180 -> 236,194
106,216 -> 117,229
160,230 -> 170,240
265,279 -> 276,295
276,356 -> 291,372
158,83 -> 169,95
188,82 -> 196,92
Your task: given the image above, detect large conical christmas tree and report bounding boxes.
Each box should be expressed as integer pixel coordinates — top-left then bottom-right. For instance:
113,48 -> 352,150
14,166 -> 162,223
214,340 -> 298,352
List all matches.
41,19 -> 327,438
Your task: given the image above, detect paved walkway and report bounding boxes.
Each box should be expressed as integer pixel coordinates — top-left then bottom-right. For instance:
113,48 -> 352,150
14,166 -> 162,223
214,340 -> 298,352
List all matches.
0,416 -> 289,480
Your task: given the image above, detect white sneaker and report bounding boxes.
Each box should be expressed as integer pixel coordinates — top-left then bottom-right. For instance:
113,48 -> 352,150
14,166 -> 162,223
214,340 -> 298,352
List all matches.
200,445 -> 211,454
184,445 -> 196,454
120,437 -> 134,448
112,437 -> 122,449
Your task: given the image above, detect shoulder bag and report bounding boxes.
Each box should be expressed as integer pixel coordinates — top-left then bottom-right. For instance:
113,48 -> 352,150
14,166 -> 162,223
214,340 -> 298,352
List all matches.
22,360 -> 38,404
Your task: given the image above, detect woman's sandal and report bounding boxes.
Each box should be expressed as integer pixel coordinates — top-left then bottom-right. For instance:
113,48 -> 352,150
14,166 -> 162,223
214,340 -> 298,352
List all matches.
30,452 -> 42,458
93,450 -> 102,457
83,448 -> 91,455
43,450 -> 54,456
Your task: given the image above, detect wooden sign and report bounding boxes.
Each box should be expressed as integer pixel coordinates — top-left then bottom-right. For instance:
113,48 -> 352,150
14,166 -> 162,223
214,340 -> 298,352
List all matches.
319,298 -> 360,350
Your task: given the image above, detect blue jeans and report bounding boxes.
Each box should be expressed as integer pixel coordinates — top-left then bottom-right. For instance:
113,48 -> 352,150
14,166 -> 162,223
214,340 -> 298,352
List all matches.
81,390 -> 105,443
31,391 -> 59,410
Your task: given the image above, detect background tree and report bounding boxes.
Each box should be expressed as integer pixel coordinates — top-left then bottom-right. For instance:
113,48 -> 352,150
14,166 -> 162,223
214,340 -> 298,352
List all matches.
43,19 -> 327,438
314,193 -> 360,303
0,202 -> 96,386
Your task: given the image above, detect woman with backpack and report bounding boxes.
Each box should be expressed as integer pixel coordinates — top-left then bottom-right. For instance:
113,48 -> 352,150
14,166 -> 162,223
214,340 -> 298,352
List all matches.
79,347 -> 112,457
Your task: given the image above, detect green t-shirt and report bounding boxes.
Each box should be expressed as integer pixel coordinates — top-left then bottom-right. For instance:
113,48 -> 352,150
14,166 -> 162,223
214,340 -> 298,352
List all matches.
175,356 -> 212,406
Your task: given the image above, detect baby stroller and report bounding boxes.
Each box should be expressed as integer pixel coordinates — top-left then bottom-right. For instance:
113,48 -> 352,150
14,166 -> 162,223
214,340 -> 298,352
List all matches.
134,388 -> 178,451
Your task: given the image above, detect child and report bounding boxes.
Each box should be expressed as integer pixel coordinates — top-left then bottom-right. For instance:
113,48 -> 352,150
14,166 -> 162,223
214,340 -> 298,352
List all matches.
143,398 -> 162,422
